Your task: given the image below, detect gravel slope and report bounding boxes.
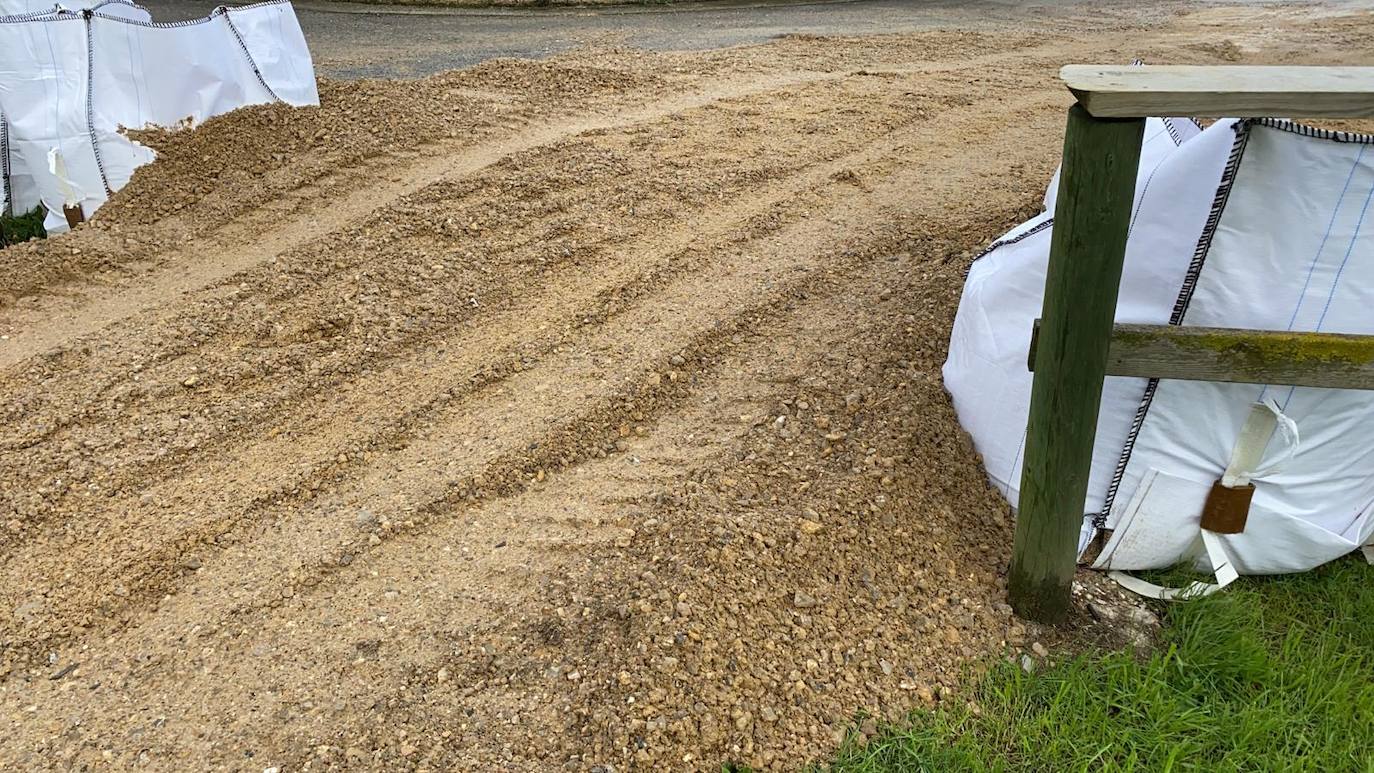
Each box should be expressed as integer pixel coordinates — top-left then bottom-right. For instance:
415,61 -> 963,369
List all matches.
1,3 -> 1370,769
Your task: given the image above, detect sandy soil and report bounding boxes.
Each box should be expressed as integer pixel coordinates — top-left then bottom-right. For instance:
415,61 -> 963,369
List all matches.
1,2 -> 1372,770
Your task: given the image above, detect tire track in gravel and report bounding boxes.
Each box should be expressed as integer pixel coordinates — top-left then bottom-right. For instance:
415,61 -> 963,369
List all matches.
0,83 -> 1064,769
0,26 -> 1101,371
0,72 -> 944,545
0,75 -> 1065,671
0,192 -> 939,773
0,70 -> 846,370
0,70 -> 964,550
0,72 -> 938,536
0,153 -> 843,659
0,59 -> 1049,488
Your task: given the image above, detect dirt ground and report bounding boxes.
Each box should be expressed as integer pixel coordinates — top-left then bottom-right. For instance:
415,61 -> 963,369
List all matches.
1,1 -> 1372,770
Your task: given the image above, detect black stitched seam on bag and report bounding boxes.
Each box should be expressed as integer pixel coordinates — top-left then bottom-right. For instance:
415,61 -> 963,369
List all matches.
1251,117 -> 1374,145
222,10 -> 285,105
1,111 -> 12,217
1095,120 -> 1254,529
84,10 -> 114,198
966,216 -> 1055,273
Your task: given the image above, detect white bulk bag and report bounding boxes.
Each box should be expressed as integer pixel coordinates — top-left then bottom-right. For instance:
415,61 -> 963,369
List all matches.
944,118 -> 1374,577
0,14 -> 108,227
1102,120 -> 1374,576
0,2 -> 150,218
944,117 -> 1232,516
0,0 -> 316,231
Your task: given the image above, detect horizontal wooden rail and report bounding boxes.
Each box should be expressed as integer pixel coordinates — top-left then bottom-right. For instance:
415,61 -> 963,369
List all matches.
1061,65 -> 1374,118
1028,322 -> 1374,390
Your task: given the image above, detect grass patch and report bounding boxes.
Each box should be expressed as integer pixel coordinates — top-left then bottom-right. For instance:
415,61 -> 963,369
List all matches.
0,206 -> 46,247
823,557 -> 1374,772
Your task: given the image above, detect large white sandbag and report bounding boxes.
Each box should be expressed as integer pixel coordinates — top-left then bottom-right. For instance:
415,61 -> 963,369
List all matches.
0,0 -> 316,232
946,117 -> 1374,577
0,2 -> 150,218
1103,120 -> 1374,575
0,16 -> 92,226
943,117 -> 1235,516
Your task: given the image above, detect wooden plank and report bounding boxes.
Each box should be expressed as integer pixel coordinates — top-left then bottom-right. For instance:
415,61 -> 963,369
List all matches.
1062,65 -> 1374,118
1007,106 -> 1144,624
1028,322 -> 1374,390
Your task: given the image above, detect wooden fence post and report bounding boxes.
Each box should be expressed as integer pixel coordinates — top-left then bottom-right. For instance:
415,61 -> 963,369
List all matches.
1008,104 -> 1144,623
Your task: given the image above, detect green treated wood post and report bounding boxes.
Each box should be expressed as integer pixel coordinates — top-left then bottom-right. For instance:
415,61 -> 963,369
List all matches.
1008,104 -> 1144,623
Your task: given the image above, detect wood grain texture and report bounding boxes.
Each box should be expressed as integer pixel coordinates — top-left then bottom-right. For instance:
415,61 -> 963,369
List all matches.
1029,322 -> 1374,390
1008,106 -> 1144,624
1062,65 -> 1374,118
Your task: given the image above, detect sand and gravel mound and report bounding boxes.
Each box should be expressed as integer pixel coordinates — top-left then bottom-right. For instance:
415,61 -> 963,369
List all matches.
0,4 -> 1368,769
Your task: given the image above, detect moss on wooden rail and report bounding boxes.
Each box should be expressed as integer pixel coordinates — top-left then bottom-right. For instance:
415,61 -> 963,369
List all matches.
1104,324 -> 1374,389
1120,326 -> 1374,369
1029,322 -> 1374,389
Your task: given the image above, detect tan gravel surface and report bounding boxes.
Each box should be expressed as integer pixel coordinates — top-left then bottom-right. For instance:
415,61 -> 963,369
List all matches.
1,3 -> 1371,770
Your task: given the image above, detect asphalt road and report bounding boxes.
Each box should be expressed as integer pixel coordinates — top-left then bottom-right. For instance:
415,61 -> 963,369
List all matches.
140,0 -> 1077,78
